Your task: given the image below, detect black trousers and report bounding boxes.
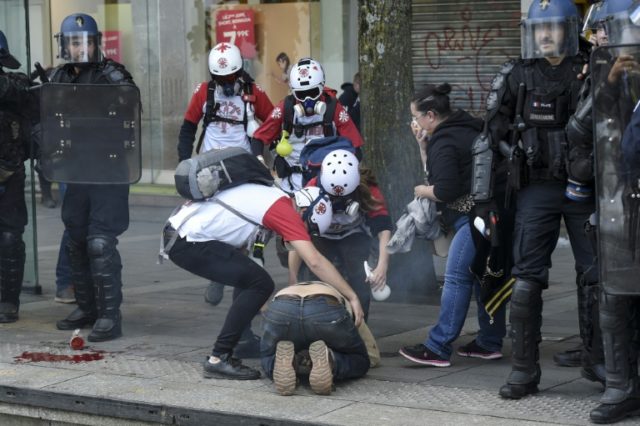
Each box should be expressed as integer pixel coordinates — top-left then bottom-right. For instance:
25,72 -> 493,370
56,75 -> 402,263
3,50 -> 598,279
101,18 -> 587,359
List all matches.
310,232 -> 371,319
512,181 -> 595,287
0,167 -> 27,233
168,237 -> 275,356
61,183 -> 129,243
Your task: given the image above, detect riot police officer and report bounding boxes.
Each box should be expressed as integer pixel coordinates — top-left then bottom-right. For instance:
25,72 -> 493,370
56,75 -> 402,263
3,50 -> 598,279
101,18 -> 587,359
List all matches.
588,2 -> 640,422
472,0 -> 601,399
0,30 -> 34,323
49,13 -> 137,342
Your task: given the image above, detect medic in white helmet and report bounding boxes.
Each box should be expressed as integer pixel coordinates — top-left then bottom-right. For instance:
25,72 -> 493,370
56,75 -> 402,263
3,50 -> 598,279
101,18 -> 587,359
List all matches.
252,58 -> 364,193
290,150 -> 392,320
178,42 -> 274,162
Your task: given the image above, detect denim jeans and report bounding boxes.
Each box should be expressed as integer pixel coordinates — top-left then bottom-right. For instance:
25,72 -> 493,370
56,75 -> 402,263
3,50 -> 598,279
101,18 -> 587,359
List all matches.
261,296 -> 370,381
425,216 -> 506,359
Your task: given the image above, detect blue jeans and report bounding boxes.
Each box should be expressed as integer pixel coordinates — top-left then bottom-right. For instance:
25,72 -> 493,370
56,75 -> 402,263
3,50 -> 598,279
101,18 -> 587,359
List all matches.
261,296 -> 370,381
425,216 -> 506,359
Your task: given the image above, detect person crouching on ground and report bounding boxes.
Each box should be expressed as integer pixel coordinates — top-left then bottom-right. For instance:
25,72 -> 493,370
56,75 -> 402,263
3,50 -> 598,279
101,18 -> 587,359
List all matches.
261,280 -> 378,396
164,181 -> 364,380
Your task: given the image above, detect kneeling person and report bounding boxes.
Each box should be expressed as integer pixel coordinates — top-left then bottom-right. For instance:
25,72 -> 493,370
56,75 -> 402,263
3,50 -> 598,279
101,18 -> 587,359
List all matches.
261,281 -> 375,395
164,181 -> 364,380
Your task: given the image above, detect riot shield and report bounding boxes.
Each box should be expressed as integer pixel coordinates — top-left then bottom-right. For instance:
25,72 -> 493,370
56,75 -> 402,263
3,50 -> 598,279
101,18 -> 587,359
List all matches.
39,83 -> 141,184
592,44 -> 640,294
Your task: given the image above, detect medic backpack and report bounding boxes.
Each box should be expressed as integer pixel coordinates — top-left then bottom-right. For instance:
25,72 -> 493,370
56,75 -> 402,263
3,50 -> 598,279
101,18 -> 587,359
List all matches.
299,136 -> 356,185
174,147 -> 273,201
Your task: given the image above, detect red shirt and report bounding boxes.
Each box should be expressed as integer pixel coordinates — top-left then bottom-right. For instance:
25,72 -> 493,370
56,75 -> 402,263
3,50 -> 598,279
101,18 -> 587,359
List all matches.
183,81 -> 274,125
263,197 -> 311,242
252,89 -> 364,147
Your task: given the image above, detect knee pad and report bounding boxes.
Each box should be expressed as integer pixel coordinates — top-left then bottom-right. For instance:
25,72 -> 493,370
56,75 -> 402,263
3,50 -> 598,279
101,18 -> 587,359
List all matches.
87,236 -> 116,258
0,231 -> 22,249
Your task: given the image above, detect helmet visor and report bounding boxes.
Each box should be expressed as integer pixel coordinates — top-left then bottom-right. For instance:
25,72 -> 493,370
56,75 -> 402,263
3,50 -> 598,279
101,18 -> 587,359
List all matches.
293,87 -> 321,102
521,18 -> 579,59
605,11 -> 640,46
59,32 -> 99,63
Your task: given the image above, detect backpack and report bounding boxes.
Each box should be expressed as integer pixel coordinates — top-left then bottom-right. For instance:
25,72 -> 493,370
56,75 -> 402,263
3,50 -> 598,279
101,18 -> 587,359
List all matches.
174,147 -> 273,201
282,93 -> 337,139
298,136 -> 356,185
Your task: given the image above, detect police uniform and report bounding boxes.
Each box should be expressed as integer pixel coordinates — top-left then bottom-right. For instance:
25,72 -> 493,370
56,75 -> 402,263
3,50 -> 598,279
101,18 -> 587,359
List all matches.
487,55 -> 598,398
51,58 -> 136,341
0,40 -> 34,323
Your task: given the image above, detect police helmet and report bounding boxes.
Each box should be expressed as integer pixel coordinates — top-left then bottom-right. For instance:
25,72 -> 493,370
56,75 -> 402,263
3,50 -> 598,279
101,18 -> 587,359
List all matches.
521,0 -> 580,60
56,13 -> 102,64
0,30 -> 21,69
603,0 -> 640,45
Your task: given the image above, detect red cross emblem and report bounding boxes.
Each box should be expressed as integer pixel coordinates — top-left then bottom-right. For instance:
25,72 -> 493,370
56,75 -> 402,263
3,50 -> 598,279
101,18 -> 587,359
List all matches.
215,43 -> 231,53
333,186 -> 345,196
299,68 -> 309,77
218,58 -> 228,68
315,202 -> 327,215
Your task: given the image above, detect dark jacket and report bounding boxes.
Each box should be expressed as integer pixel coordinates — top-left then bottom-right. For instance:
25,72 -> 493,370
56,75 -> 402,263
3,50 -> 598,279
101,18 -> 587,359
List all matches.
426,109 -> 482,226
339,82 -> 360,131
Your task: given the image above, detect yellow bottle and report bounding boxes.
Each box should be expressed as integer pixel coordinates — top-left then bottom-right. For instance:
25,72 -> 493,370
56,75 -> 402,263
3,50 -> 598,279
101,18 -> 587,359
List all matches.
276,130 -> 293,157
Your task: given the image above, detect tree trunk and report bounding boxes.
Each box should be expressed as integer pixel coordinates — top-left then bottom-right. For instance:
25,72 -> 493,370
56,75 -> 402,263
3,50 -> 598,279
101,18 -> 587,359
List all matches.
358,0 -> 438,299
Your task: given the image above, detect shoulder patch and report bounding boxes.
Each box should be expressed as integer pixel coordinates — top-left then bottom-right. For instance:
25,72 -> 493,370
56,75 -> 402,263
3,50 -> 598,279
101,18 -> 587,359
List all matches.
271,106 -> 282,119
338,109 -> 349,123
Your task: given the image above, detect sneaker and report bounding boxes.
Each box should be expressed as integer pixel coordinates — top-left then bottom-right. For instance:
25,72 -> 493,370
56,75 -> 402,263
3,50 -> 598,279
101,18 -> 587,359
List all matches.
456,339 -> 503,360
308,340 -> 334,395
204,281 -> 225,306
273,341 -> 296,396
399,344 -> 451,367
55,286 -> 76,304
203,353 -> 261,380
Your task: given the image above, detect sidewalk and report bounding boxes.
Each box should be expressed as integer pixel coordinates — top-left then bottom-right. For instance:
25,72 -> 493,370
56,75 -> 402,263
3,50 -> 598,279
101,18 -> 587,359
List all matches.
0,196 -> 631,425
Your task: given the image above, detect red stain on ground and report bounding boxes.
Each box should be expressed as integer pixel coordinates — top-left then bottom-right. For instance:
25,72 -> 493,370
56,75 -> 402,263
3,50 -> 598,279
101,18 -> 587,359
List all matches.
14,351 -> 105,363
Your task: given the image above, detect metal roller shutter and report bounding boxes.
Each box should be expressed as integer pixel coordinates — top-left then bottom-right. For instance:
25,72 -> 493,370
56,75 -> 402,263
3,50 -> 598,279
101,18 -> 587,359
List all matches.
412,1 -> 522,116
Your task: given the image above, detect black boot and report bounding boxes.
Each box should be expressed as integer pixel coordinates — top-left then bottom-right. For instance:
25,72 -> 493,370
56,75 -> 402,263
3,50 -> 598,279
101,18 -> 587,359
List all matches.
593,293 -> 640,424
56,238 -> 97,330
500,279 -> 543,399
553,345 -> 583,367
0,232 -> 25,324
87,235 -> 122,342
580,283 -> 606,385
590,398 -> 640,424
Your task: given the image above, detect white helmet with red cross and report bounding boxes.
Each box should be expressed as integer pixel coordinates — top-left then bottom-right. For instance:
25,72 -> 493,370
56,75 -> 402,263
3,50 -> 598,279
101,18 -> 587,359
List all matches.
289,57 -> 325,101
208,42 -> 243,76
319,149 -> 360,197
294,186 -> 333,235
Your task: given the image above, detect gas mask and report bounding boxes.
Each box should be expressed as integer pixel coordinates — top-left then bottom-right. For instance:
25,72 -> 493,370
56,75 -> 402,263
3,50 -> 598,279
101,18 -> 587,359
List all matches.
213,73 -> 240,97
294,99 -> 326,117
293,86 -> 325,116
331,195 -> 360,218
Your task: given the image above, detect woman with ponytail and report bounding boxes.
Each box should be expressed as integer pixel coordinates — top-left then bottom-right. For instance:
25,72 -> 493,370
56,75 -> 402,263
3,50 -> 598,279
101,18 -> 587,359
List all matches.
398,83 -> 507,367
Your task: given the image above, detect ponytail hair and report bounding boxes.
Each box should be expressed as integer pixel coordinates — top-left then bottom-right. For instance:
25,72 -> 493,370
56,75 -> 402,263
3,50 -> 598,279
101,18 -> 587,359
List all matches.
412,83 -> 452,118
